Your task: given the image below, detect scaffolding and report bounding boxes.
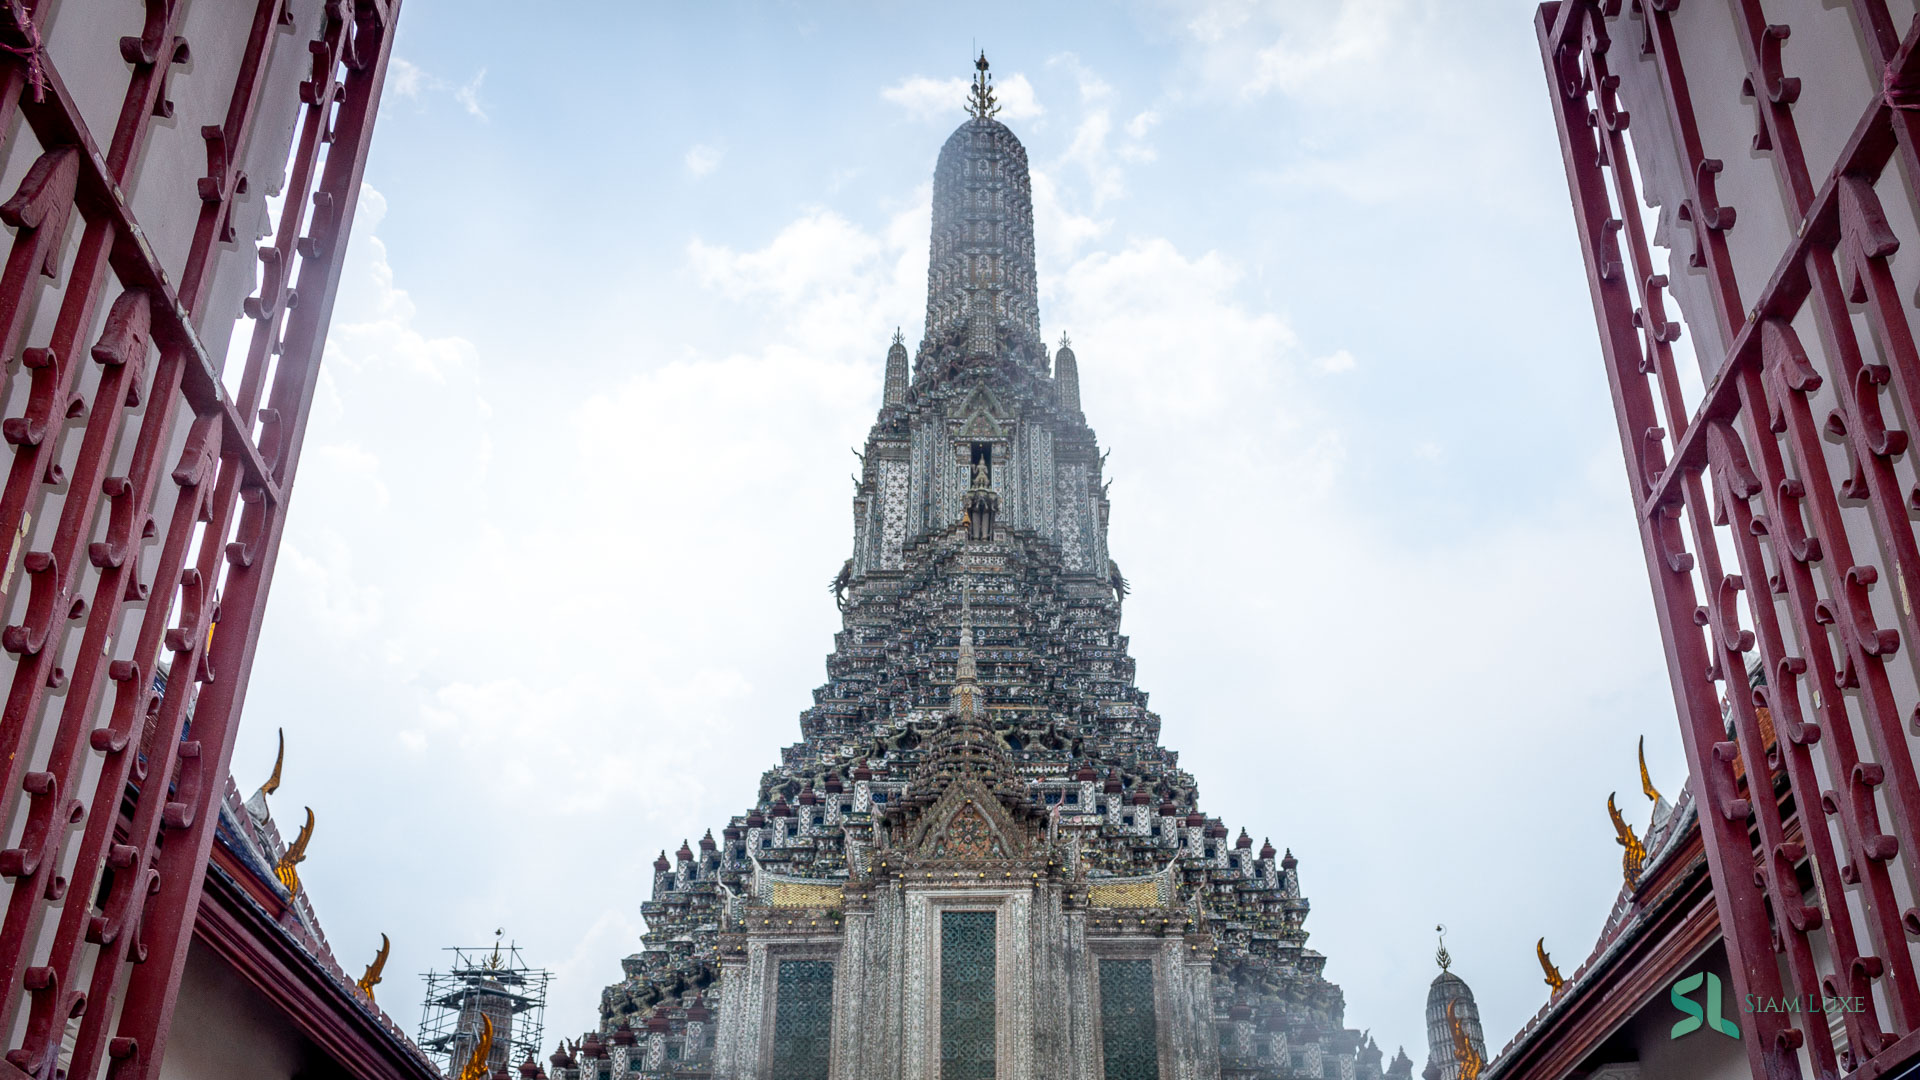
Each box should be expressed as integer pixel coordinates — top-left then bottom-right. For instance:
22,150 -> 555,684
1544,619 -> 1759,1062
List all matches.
418,937 -> 552,1076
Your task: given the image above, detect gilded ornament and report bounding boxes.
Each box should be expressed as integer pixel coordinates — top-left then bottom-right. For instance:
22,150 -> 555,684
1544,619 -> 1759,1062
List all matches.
1535,937 -> 1565,993
1447,998 -> 1483,1080
273,807 -> 313,895
1608,792 -> 1646,888
357,933 -> 389,999
258,727 -> 283,797
456,1015 -> 494,1080
1638,735 -> 1661,803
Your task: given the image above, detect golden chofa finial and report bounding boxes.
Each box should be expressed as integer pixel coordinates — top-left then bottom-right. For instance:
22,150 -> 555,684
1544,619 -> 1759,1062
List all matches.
1608,792 -> 1646,889
357,933 -> 390,999
1447,998 -> 1484,1080
257,727 -> 284,797
1434,923 -> 1451,971
274,807 -> 313,895
968,51 -> 1001,119
1536,937 -> 1566,993
457,1015 -> 495,1080
1638,735 -> 1662,803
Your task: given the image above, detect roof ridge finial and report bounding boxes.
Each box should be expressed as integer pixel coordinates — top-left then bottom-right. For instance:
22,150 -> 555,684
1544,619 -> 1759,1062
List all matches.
1435,923 -> 1451,972
1638,734 -> 1662,803
968,51 -> 1001,120
957,585 -> 976,679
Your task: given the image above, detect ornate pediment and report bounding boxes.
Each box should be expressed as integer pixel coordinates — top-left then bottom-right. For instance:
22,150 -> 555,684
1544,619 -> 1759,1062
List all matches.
951,386 -> 1008,439
905,778 -> 1031,862
932,803 -> 1003,858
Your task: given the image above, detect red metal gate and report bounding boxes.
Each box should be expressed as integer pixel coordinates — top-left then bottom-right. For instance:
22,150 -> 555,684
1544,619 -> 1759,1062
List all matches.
0,2 -> 401,1077
1539,2 -> 1920,1078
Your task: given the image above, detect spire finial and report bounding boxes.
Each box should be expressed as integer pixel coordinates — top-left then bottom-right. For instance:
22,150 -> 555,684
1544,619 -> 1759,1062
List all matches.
957,586 -> 976,678
892,326 -> 904,346
952,585 -> 979,716
968,52 -> 1001,119
1059,332 -> 1071,350
1435,923 -> 1451,971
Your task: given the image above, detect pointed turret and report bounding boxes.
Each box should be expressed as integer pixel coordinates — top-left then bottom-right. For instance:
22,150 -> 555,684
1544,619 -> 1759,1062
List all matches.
1055,334 -> 1080,412
883,328 -> 909,405
1425,927 -> 1487,1080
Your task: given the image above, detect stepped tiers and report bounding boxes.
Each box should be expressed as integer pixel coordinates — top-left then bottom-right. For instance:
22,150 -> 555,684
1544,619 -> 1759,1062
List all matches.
554,58 -> 1381,1080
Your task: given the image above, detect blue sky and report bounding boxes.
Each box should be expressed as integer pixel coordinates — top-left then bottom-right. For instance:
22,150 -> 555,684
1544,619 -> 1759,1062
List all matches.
228,0 -> 1684,1064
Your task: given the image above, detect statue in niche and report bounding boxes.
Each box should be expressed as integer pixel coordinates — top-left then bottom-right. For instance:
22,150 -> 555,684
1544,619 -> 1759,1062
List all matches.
964,454 -> 999,542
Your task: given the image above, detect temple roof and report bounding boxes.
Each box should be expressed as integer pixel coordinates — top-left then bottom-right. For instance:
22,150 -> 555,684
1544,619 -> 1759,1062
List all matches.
1482,786 -> 1700,1080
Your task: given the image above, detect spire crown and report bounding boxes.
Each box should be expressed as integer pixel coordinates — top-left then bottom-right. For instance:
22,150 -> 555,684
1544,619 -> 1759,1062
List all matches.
967,52 -> 1000,119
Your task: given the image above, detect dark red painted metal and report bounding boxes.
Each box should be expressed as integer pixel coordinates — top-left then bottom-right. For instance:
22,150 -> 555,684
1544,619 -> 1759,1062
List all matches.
0,2 -> 402,1078
1540,1 -> 1920,1078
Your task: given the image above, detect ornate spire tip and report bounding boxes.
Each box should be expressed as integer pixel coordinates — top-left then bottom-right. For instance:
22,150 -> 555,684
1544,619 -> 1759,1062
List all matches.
967,51 -> 1001,120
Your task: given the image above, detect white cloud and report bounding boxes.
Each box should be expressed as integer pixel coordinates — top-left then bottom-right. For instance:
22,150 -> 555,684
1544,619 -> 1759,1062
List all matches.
1030,167 -> 1109,269
377,59 -> 489,122
389,57 -> 425,99
881,72 -> 1043,122
684,143 -> 724,177
1047,51 -> 1113,102
1056,238 -> 1299,420
455,68 -> 488,120
1174,0 -> 1401,102
1314,348 -> 1357,373
1064,109 -> 1125,204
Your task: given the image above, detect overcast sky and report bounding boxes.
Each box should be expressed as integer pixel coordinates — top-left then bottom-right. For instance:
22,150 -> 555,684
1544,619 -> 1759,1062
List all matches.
226,0 -> 1687,1064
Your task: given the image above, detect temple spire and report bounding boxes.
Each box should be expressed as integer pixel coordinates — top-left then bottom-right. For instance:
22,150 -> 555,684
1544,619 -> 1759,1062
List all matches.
967,52 -> 1000,119
925,59 -> 1038,346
